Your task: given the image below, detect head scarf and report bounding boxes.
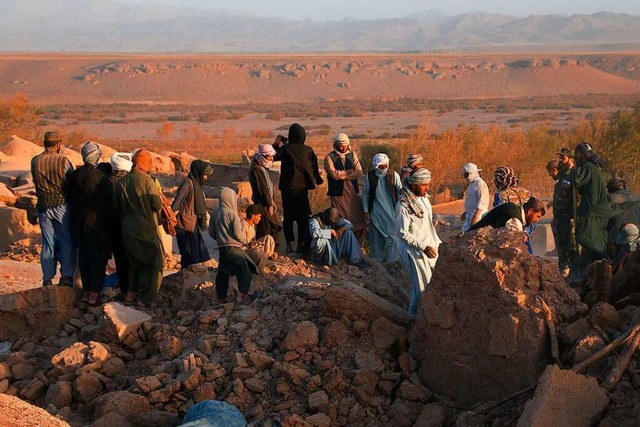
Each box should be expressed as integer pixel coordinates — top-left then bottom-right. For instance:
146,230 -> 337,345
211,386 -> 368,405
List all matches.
133,149 -> 153,173
288,123 -> 306,144
399,168 -> 432,219
372,153 -> 390,177
617,224 -> 640,247
253,144 -> 276,168
111,152 -> 133,173
188,160 -> 213,220
403,154 -> 423,171
462,163 -> 481,183
81,141 -> 102,166
493,166 -> 519,191
407,168 -> 431,185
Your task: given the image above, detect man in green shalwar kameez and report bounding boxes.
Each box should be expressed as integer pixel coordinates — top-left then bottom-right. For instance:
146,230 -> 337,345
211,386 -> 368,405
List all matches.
572,143 -> 637,274
114,149 -> 164,307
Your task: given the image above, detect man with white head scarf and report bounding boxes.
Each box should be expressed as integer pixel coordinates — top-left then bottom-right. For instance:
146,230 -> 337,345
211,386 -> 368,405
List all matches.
362,153 -> 402,262
461,162 -> 490,232
66,141 -> 112,305
400,153 -> 424,182
248,143 -> 282,252
396,168 -> 441,317
324,133 -> 366,245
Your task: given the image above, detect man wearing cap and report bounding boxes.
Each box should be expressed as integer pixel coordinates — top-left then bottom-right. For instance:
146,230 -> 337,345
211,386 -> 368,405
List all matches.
571,142 -> 637,273
273,123 -> 323,254
461,163 -> 490,232
30,131 -> 76,287
324,133 -> 366,245
66,141 -> 112,305
396,168 -> 441,317
551,148 -> 577,278
309,207 -> 362,266
172,160 -> 214,269
362,153 -> 402,263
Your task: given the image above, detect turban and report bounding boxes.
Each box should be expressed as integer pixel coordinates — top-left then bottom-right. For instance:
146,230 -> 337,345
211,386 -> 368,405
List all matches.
408,168 -> 432,185
81,141 -> 102,166
334,133 -> 350,146
617,224 -> 640,246
288,123 -> 306,144
110,152 -> 133,173
494,166 -> 519,191
404,154 -> 423,169
253,144 -> 276,167
372,153 -> 389,167
462,163 -> 481,174
132,149 -> 153,173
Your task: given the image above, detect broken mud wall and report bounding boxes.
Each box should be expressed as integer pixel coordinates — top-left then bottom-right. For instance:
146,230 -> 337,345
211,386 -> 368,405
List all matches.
410,227 -> 585,406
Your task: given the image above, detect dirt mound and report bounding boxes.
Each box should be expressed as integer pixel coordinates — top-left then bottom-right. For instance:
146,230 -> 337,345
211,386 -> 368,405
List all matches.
0,394 -> 70,427
0,150 -> 9,162
410,227 -> 585,405
59,147 -> 83,166
0,135 -> 41,158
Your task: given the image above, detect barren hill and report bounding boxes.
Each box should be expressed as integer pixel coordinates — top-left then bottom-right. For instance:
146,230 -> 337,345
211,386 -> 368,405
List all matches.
1,53 -> 640,105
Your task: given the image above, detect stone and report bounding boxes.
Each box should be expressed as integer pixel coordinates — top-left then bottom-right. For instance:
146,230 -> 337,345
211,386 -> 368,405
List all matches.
236,309 -> 259,323
322,367 -> 344,393
46,381 -> 73,408
100,357 -> 125,377
282,321 -> 319,351
0,379 -> 8,393
11,360 -> 36,380
308,390 -> 329,410
103,302 -> 152,340
193,383 -> 216,402
0,362 -> 13,380
372,317 -> 406,350
248,351 -> 276,371
74,373 -> 103,403
92,412 -> 134,427
135,376 -> 162,393
323,282 -> 413,326
517,365 -> 609,427
589,302 -> 621,330
354,350 -> 385,373
132,410 -> 181,427
306,413 -> 332,427
88,342 -> 111,363
283,363 -> 311,384
158,336 -> 183,360
20,378 -> 46,401
245,377 -> 266,393
94,391 -> 151,419
398,377 -> 432,403
178,368 -> 201,391
51,342 -> 89,374
321,321 -> 353,347
559,318 -> 591,345
415,403 -> 446,427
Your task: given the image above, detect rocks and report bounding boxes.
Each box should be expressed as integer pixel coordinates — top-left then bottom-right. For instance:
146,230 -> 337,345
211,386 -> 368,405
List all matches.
45,381 -> 73,408
11,360 -> 36,380
73,373 -> 103,403
103,302 -> 152,340
416,403 -> 446,427
0,393 -> 71,427
308,390 -> 329,410
178,368 -> 201,391
20,377 -> 47,400
321,321 -> 352,347
158,336 -> 183,360
94,391 -> 151,420
0,362 -> 12,380
52,342 -> 90,374
517,365 -> 609,427
282,321 -> 319,351
323,282 -> 412,326
248,351 -> 275,371
135,376 -> 162,393
371,317 -> 406,350
100,357 -> 125,377
411,228 -> 585,405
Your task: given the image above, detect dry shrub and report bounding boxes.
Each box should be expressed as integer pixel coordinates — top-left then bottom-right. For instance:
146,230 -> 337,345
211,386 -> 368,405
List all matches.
0,95 -> 38,141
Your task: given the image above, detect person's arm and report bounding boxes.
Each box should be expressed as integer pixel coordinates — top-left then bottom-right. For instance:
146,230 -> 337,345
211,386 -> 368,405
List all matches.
493,192 -> 501,208
324,155 -> 347,181
273,139 -> 285,162
149,178 -> 162,213
393,171 -> 402,192
310,149 -> 323,185
335,219 -> 353,239
472,181 -> 490,226
346,152 -> 364,180
571,164 -> 591,189
362,174 -> 371,222
171,180 -> 191,212
397,202 -> 437,256
309,218 -> 332,241
232,215 -> 247,244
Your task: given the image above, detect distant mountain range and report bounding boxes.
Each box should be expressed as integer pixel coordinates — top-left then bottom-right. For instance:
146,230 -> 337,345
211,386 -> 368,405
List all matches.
1,0 -> 640,52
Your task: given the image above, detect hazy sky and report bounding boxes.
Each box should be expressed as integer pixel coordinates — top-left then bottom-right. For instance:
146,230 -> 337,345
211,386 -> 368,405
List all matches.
131,0 -> 640,20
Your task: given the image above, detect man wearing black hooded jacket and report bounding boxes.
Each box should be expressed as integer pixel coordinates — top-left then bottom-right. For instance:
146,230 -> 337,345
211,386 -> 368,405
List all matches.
274,123 -> 323,253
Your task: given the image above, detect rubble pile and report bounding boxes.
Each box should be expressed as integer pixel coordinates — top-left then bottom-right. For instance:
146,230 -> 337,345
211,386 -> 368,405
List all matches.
1,241 -> 41,263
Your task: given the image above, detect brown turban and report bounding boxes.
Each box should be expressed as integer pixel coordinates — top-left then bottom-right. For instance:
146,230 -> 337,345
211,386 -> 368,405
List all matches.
133,149 -> 153,173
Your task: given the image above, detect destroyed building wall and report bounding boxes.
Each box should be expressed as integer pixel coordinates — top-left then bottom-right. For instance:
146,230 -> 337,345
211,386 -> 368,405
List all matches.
410,227 -> 585,405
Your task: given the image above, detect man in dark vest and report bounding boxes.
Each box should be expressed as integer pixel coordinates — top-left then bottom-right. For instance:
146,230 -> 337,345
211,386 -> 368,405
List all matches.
324,133 -> 366,245
549,148 -> 577,278
469,197 -> 547,251
273,123 -> 323,254
361,153 -> 402,262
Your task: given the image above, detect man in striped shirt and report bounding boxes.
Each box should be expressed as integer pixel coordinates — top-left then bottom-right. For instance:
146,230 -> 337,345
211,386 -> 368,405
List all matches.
31,131 -> 76,286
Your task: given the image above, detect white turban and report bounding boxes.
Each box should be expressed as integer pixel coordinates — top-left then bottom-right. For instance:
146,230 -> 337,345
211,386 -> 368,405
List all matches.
110,152 -> 133,173
372,153 -> 389,167
334,133 -> 350,146
257,144 -> 276,156
408,168 -> 432,185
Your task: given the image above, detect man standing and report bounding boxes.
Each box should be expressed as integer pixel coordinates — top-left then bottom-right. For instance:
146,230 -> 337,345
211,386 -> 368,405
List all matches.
324,133 -> 366,245
396,168 -> 441,317
248,144 -> 282,251
273,123 -> 323,254
461,163 -> 490,232
31,131 -> 76,286
66,141 -> 112,305
550,149 -> 576,277
114,149 -> 164,308
571,142 -> 636,272
362,153 -> 402,263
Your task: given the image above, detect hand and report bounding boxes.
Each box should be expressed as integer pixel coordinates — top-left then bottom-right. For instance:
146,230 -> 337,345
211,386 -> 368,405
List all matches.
424,246 -> 438,258
336,226 -> 348,239
330,229 -> 338,240
364,213 -> 371,225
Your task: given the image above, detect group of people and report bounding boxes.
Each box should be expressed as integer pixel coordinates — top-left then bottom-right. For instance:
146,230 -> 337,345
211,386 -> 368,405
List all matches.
30,124 -> 639,315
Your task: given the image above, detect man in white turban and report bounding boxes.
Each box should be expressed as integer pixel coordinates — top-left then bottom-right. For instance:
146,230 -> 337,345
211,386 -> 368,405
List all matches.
396,168 -> 441,317
324,133 -> 366,245
461,162 -> 490,232
362,153 -> 402,262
